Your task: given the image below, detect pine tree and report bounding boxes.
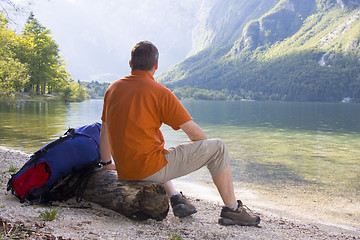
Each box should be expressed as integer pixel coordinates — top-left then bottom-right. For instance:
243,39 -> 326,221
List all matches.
17,13 -> 68,94
0,13 -> 29,96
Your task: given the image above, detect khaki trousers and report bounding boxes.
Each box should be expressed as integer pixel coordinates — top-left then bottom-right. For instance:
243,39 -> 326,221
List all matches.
142,138 -> 231,183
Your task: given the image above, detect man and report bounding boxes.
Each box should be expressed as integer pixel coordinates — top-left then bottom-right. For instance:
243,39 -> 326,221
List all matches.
100,41 -> 260,226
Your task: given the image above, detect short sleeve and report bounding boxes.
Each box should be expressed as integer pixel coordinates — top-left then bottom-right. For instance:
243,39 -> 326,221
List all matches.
101,91 -> 108,122
160,90 -> 192,130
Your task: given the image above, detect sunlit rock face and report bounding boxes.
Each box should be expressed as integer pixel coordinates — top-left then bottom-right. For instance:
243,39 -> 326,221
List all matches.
190,0 -> 278,55
234,0 -> 316,53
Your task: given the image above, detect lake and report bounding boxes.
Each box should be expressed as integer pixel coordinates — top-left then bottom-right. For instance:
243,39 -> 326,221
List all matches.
1,99 -> 360,227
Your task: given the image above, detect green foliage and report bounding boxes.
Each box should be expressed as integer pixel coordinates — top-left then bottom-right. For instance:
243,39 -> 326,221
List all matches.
171,86 -> 241,101
55,79 -> 88,101
80,80 -> 110,99
7,164 -> 18,173
0,12 -> 86,101
0,14 -> 29,97
159,1 -> 360,102
167,232 -> 183,240
38,208 -> 58,221
17,13 -> 66,95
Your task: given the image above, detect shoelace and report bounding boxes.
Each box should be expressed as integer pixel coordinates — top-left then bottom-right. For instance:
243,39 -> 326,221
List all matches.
237,203 -> 254,213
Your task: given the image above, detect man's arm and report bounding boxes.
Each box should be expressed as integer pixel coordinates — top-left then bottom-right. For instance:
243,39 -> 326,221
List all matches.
180,120 -> 207,141
100,122 -> 116,170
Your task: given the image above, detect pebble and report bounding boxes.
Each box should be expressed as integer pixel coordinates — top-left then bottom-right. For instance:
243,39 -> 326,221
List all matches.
1,147 -> 359,239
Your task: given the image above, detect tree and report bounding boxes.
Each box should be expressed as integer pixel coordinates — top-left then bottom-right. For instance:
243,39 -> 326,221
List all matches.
0,13 -> 29,96
17,13 -> 65,94
0,11 -> 87,101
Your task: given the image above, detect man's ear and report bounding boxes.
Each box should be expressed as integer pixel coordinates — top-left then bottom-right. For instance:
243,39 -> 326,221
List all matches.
129,60 -> 132,69
154,60 -> 158,70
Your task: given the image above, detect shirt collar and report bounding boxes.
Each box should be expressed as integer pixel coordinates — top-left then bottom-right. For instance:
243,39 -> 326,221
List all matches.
131,70 -> 155,81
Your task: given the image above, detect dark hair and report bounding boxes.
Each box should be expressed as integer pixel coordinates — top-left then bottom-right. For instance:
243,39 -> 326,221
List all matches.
130,41 -> 159,71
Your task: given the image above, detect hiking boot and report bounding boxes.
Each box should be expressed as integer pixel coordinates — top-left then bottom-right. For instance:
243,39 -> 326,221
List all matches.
170,192 -> 197,218
218,200 -> 260,226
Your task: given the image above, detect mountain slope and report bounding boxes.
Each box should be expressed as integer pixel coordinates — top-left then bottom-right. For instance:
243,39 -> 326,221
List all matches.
159,0 -> 360,102
190,0 -> 279,55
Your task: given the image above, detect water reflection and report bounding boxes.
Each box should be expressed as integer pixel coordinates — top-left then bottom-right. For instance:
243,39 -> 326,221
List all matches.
182,101 -> 360,133
0,101 -> 69,152
179,101 -> 360,198
0,100 -> 359,200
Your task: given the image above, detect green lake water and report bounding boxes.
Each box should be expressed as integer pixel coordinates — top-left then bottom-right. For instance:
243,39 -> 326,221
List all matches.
1,99 -> 360,218
181,101 -> 360,196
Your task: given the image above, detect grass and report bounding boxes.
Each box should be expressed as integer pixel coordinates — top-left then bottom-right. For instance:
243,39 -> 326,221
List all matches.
0,217 -> 54,239
168,232 -> 183,240
7,164 -> 18,173
38,208 -> 59,221
0,223 -> 25,240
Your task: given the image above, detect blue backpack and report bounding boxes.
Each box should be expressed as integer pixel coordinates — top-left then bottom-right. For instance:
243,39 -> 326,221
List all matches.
7,122 -> 102,204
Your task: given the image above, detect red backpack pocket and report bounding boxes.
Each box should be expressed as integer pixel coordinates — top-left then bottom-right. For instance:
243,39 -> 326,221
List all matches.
12,162 -> 50,199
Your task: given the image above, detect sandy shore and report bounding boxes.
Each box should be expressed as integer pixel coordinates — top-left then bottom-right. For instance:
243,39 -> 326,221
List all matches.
1,146 -> 359,240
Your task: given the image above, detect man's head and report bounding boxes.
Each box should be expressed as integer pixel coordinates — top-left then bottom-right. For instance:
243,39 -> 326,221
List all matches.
130,41 -> 159,71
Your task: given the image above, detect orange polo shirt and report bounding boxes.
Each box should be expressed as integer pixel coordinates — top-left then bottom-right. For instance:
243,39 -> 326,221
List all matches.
101,70 -> 192,180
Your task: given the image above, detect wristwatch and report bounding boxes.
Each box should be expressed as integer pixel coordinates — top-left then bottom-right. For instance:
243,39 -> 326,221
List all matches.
100,160 -> 112,166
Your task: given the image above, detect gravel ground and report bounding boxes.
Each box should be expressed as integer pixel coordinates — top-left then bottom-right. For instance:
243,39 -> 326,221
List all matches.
1,146 -> 359,240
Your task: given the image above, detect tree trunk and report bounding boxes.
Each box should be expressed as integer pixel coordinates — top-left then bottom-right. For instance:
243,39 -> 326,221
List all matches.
82,169 -> 169,221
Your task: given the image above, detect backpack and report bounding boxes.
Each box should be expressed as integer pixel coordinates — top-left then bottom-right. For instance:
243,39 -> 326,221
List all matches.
7,122 -> 102,204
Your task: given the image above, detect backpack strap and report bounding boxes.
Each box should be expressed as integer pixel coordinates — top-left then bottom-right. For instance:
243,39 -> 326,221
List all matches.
6,129 -> 76,197
48,158 -> 101,202
7,125 -> 101,204
20,128 -> 76,171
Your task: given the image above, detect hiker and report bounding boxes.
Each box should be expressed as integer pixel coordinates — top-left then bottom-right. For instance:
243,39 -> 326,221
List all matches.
99,41 -> 260,226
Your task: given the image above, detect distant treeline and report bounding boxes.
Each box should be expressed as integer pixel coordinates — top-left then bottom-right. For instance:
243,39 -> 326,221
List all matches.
80,80 -> 246,101
171,86 -> 244,101
0,13 -> 86,101
80,81 -> 110,99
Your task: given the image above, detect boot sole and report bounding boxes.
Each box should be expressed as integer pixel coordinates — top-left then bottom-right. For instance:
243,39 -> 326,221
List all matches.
173,204 -> 197,218
218,217 -> 260,226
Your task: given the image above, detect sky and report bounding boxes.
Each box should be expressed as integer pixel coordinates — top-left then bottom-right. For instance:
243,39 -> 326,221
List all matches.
11,0 -> 203,82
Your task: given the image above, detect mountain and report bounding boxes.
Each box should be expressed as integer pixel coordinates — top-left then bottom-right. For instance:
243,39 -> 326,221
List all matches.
189,0 -> 279,55
158,0 -> 360,102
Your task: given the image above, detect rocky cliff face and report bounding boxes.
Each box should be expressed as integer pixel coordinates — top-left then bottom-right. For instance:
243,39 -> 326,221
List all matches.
232,0 -> 360,55
191,0 -> 360,56
189,0 -> 278,55
158,0 -> 360,102
234,0 -> 316,54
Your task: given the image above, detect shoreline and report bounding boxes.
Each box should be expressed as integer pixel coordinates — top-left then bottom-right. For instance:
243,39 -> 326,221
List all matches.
1,146 -> 359,239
